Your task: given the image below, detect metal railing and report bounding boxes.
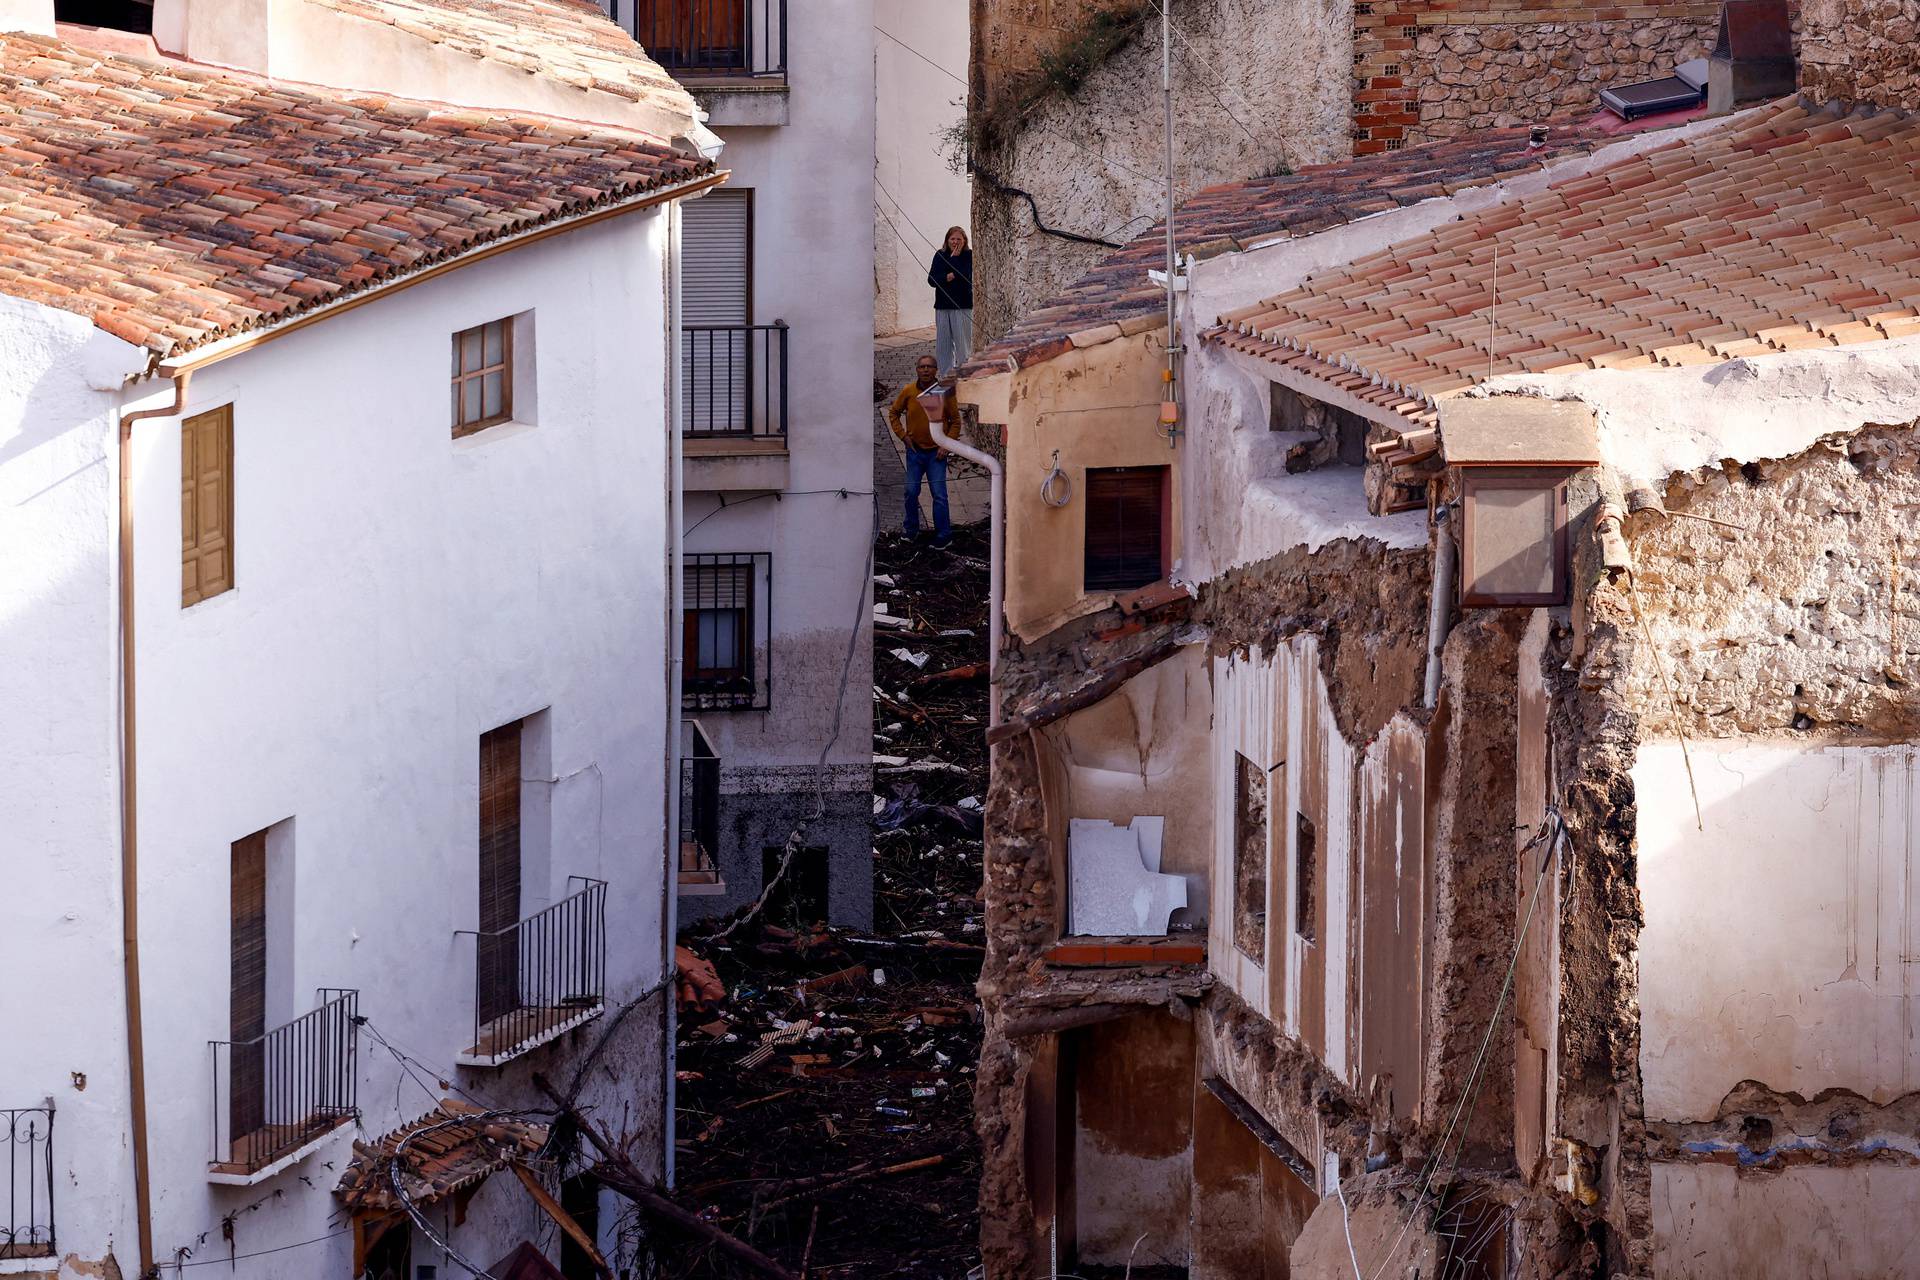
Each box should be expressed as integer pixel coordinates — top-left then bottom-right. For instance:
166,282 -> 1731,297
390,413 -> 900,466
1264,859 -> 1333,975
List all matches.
683,323 -> 789,440
680,724 -> 722,886
460,878 -> 607,1065
209,990 -> 358,1175
632,0 -> 786,77
684,552 -> 771,711
2,1107 -> 53,1261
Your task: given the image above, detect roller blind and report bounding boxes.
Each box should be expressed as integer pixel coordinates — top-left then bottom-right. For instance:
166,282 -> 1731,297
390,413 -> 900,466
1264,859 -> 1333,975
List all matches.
478,721 -> 523,1025
1084,467 -> 1167,592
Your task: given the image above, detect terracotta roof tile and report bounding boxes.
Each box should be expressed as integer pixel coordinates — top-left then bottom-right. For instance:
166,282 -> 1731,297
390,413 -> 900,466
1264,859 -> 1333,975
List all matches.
307,0 -> 694,123
956,125 -> 1628,382
336,1102 -> 548,1212
1212,99 -> 1920,423
0,33 -> 715,358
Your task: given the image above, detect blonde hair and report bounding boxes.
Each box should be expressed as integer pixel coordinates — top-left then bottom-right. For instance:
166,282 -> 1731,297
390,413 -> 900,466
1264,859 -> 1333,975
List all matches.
944,226 -> 969,251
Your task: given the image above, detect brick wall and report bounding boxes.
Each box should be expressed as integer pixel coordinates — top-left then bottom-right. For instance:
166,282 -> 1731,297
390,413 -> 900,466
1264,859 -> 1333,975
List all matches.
1800,0 -> 1920,108
1352,1 -> 1722,152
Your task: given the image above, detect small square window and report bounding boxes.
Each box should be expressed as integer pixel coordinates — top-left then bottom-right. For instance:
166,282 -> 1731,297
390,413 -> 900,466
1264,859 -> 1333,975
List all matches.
451,318 -> 513,436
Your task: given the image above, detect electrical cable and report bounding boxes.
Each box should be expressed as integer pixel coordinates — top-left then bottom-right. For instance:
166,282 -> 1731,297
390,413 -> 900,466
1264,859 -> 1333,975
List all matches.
683,487 -> 874,539
1364,810 -> 1564,1279
1039,449 -> 1073,507
164,1226 -> 356,1269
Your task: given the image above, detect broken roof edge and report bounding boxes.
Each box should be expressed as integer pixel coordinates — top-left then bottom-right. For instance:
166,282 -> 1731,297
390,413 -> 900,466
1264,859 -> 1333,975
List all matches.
1472,334 -> 1920,488
143,165 -> 726,380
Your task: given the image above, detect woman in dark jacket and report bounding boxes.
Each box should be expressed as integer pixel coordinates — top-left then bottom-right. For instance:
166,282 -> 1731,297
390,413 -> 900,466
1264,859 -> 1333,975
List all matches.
929,226 -> 973,375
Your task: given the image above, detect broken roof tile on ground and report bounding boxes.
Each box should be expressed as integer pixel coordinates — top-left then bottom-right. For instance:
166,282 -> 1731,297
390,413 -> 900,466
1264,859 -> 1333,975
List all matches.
0,33 -> 716,358
1214,98 -> 1920,423
956,124 -> 1621,380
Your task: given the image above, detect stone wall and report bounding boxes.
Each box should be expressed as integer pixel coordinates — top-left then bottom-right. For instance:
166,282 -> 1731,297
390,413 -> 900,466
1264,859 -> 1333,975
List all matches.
1800,0 -> 1920,108
969,0 -> 1350,341
1354,1 -> 1721,153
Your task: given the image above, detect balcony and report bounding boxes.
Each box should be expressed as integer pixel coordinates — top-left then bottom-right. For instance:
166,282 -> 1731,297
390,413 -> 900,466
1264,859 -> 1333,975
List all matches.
456,878 -> 607,1068
208,990 -> 358,1185
1,1106 -> 53,1264
684,323 -> 790,490
680,721 -> 726,896
636,0 -> 788,123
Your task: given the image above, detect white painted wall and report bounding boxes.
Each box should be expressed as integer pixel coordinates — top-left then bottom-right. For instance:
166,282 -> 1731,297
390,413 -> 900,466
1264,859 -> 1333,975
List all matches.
1,211 -> 677,1276
0,295 -> 147,1277
681,7 -> 876,792
1636,739 -> 1920,1122
874,0 -> 971,336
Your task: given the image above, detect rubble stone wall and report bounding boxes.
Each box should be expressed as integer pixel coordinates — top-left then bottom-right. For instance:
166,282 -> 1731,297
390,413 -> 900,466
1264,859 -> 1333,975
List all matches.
1800,0 -> 1920,108
1355,1 -> 1721,152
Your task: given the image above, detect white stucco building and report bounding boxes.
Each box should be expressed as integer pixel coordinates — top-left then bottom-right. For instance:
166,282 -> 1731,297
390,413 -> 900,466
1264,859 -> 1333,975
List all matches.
0,5 -> 719,1277
874,0 -> 972,337
606,0 -> 879,928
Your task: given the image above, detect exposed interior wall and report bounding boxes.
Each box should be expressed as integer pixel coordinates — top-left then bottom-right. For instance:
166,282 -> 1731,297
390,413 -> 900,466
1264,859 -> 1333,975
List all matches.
1071,1010 -> 1196,1267
968,0 -> 1350,341
1513,610 -> 1559,1182
1800,0 -> 1920,110
1189,1084 -> 1318,1280
1046,646 -> 1212,932
1649,1164 -> 1920,1280
875,0 -> 972,336
1636,740 -> 1920,1119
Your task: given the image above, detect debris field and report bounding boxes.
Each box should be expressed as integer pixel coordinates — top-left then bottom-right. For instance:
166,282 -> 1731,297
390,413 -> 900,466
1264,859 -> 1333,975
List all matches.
666,526 -> 991,1279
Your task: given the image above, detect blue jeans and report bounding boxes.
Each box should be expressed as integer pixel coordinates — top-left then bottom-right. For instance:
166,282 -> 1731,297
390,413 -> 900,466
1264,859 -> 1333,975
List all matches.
903,446 -> 951,540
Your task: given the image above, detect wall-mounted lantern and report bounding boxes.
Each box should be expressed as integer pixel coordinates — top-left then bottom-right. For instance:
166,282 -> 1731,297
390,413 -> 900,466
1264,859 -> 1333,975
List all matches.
1438,397 -> 1600,608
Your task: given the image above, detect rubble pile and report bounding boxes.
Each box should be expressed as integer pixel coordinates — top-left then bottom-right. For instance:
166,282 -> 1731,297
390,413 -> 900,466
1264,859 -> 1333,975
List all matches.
667,526 -> 990,1278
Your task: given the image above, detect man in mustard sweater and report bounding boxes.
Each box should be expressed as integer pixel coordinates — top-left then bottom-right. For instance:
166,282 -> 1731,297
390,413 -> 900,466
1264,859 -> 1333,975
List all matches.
887,354 -> 955,548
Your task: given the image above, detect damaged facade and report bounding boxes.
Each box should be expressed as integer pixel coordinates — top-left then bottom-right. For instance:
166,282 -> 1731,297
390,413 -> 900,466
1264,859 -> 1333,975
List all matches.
958,17 -> 1920,1274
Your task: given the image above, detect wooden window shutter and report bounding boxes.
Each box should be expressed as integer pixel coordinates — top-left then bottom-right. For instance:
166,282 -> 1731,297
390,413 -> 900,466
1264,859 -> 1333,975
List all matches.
182,405 -> 235,606
230,829 -> 268,1139
477,721 -> 524,1025
1084,466 -> 1167,592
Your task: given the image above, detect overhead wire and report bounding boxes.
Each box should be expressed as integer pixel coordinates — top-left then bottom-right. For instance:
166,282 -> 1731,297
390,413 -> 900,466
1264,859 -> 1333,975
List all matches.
1141,0 -> 1267,154
164,1226 -> 356,1269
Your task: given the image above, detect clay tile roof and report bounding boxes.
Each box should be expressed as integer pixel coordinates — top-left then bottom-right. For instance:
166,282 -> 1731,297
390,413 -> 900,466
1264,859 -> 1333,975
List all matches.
305,0 -> 696,122
956,125 -> 1619,383
1212,98 -> 1920,426
0,33 -> 716,358
335,1102 -> 549,1212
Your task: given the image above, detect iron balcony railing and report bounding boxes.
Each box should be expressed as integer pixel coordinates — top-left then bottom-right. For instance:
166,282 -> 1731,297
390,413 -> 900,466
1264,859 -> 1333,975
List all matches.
680,724 -> 722,887
633,0 -> 786,77
209,990 -> 358,1177
458,878 -> 608,1066
683,323 -> 789,440
683,552 -> 771,711
2,1107 -> 53,1261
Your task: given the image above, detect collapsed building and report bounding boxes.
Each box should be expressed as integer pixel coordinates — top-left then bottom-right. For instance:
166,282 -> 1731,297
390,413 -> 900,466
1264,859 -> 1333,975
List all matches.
955,22 -> 1920,1276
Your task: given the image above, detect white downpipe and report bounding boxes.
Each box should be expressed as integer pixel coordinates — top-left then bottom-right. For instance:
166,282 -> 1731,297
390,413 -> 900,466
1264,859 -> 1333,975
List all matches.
928,417 -> 1004,725
663,198 -> 686,1188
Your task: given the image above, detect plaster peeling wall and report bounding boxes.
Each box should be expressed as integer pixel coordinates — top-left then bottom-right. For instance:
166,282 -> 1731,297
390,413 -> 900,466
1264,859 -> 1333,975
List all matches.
1071,1009 -> 1196,1267
0,295 -> 146,1276
1636,740 -> 1920,1120
970,0 -> 1350,341
1650,1163 -> 1920,1280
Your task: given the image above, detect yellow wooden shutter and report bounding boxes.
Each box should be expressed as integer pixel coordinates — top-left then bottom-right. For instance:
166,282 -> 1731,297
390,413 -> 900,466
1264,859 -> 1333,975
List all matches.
181,405 -> 234,606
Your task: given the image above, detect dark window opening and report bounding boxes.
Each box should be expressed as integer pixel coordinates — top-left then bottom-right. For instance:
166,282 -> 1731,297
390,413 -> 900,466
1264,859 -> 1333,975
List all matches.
1231,752 -> 1268,961
1084,466 -> 1167,593
1294,812 -> 1317,944
1270,383 -> 1371,469
229,830 -> 268,1144
760,844 -> 829,924
54,0 -> 153,32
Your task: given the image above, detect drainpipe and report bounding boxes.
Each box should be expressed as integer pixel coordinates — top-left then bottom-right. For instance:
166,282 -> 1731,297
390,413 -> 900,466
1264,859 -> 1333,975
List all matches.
115,367 -> 192,1279
927,415 -> 1003,725
1423,504 -> 1455,709
662,200 -> 686,1189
